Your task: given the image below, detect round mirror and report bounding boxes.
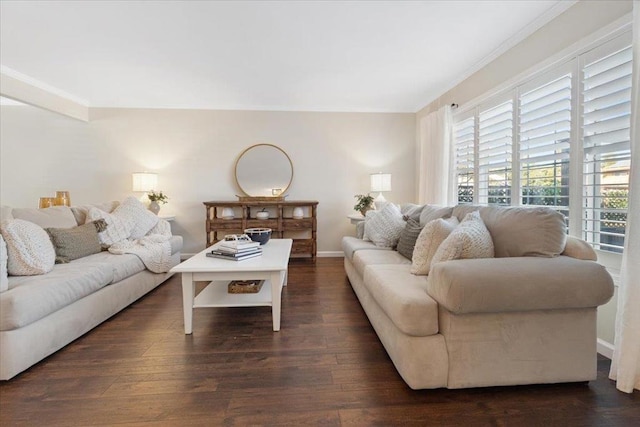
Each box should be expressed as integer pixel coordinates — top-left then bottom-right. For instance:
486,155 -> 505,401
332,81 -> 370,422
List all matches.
234,144 -> 294,197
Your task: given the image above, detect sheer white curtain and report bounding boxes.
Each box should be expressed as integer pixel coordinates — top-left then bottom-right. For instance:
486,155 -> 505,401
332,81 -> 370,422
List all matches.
417,105 -> 454,205
609,0 -> 640,394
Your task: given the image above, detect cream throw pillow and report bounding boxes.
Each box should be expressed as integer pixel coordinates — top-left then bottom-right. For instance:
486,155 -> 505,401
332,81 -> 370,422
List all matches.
430,211 -> 494,271
0,219 -> 56,276
0,234 -> 8,291
411,217 -> 459,275
363,203 -> 405,248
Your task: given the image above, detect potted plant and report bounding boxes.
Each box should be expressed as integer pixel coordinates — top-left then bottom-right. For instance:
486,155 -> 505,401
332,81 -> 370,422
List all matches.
354,194 -> 374,216
147,190 -> 168,215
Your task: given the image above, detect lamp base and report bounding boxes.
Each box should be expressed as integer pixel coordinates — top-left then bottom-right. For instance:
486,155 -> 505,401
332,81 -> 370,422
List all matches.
373,193 -> 388,210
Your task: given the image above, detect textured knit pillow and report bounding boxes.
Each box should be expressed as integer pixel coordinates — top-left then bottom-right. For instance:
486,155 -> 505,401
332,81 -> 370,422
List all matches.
411,217 -> 459,275
362,210 -> 379,241
46,219 -> 107,263
87,207 -> 133,247
112,197 -> 159,239
0,219 -> 55,276
430,211 -> 494,271
0,234 -> 8,292
396,219 -> 423,260
363,203 -> 406,248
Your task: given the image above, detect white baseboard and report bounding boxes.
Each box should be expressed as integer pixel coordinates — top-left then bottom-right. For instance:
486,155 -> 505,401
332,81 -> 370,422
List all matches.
317,251 -> 344,258
597,338 -> 614,359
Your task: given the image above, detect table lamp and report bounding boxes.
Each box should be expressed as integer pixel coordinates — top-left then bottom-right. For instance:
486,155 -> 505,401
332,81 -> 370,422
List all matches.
132,172 -> 158,202
370,172 -> 391,210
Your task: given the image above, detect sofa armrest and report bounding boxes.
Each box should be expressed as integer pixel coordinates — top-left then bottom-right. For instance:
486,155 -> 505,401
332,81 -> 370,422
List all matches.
426,256 -> 614,314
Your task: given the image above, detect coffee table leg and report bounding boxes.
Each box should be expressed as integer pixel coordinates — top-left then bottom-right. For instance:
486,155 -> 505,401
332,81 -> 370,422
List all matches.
271,271 -> 283,331
181,272 -> 195,334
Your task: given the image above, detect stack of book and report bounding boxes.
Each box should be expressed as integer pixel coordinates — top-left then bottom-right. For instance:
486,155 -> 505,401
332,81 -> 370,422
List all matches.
206,238 -> 262,261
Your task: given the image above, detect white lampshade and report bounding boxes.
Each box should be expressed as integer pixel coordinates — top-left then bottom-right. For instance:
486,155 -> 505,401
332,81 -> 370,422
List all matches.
370,173 -> 392,193
132,172 -> 158,192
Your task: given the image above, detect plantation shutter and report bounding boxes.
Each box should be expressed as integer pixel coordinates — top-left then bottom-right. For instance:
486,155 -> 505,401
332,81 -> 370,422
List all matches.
581,35 -> 632,253
453,115 -> 475,204
478,99 -> 513,205
519,66 -> 572,217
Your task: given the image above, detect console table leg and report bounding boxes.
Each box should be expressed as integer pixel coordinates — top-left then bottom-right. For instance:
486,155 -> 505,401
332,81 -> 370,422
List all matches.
181,273 -> 195,334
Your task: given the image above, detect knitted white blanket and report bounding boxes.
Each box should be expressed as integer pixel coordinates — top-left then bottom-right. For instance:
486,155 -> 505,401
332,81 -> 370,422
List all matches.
108,220 -> 173,273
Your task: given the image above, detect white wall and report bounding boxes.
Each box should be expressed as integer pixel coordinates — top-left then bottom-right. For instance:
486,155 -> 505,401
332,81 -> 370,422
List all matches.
0,105 -> 416,255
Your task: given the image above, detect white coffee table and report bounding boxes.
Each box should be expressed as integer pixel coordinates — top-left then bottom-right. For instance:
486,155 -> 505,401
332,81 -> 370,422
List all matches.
170,238 -> 292,333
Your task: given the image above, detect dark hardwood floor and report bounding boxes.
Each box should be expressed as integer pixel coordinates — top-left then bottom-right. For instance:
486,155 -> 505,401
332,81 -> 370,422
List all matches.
1,258 -> 638,426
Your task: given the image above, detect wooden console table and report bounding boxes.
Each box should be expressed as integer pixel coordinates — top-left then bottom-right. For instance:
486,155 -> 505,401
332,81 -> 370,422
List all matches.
204,200 -> 318,261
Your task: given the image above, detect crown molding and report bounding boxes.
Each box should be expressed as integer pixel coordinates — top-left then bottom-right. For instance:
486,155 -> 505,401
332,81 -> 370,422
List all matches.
0,66 -> 89,121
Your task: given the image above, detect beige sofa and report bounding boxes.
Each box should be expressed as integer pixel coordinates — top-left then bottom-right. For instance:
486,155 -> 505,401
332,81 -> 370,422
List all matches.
342,204 -> 614,389
0,202 -> 182,380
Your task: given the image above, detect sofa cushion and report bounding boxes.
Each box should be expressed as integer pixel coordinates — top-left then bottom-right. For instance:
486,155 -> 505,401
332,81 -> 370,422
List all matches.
430,211 -> 494,269
353,249 -> 410,277
11,206 -> 77,229
0,261 -> 114,330
363,264 -> 439,337
480,206 -> 566,258
0,235 -> 8,293
0,206 -> 14,222
411,217 -> 459,275
72,251 -> 146,283
396,219 -> 423,260
0,219 -> 56,276
342,236 -> 390,260
364,203 -> 406,248
71,201 -> 120,225
419,205 -> 453,227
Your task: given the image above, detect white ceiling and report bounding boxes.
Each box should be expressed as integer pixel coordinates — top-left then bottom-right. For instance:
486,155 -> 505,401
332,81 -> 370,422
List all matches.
0,0 -> 574,113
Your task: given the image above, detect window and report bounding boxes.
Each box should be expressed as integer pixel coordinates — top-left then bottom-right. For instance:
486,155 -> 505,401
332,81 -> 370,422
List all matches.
519,68 -> 572,219
478,99 -> 513,206
581,39 -> 632,253
454,115 -> 475,204
452,30 -> 632,254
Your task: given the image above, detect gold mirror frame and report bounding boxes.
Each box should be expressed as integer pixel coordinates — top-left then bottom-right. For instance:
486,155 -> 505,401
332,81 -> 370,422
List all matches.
234,143 -> 294,200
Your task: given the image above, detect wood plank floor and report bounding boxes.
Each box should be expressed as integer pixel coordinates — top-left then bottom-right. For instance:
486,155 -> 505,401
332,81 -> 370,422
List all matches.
1,258 -> 638,426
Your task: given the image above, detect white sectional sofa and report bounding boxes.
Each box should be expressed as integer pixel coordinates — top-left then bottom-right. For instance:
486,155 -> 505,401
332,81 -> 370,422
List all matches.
0,200 -> 182,380
343,204 -> 614,389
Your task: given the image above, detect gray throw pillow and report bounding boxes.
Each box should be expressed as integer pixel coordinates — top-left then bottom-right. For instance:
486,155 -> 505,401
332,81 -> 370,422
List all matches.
46,219 -> 107,263
396,219 -> 423,260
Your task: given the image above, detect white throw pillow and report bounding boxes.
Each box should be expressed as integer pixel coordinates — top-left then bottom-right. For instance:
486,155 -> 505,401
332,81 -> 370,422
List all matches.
0,234 -> 8,291
88,207 -> 134,247
362,210 -> 379,241
0,219 -> 56,276
113,197 -> 159,239
430,211 -> 494,271
410,217 -> 459,275
363,203 -> 405,248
